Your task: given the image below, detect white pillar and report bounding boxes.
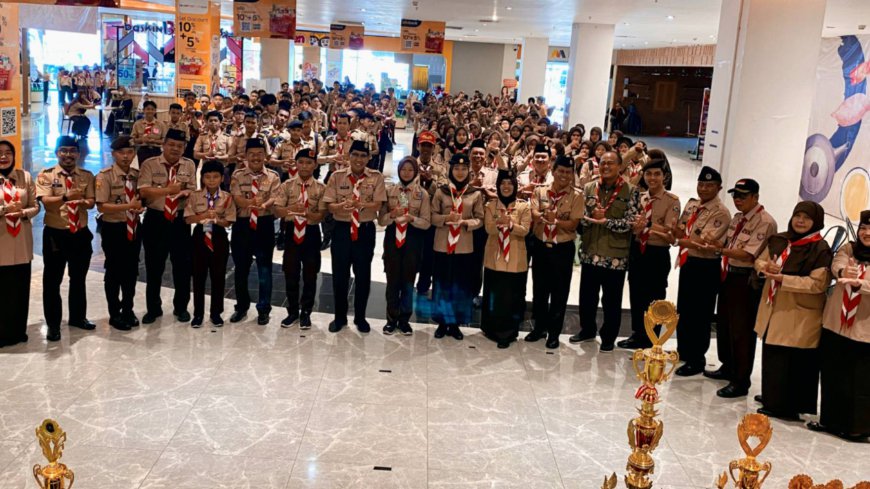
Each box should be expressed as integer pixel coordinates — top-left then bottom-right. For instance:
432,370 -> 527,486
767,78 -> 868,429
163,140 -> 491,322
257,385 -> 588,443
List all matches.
500,43 -> 517,85
704,0 -> 826,223
260,38 -> 291,81
564,23 -> 614,129
518,37 -> 548,102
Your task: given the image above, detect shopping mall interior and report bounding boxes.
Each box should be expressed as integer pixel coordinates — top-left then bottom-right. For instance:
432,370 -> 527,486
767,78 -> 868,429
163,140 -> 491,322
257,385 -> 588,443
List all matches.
0,0 -> 869,488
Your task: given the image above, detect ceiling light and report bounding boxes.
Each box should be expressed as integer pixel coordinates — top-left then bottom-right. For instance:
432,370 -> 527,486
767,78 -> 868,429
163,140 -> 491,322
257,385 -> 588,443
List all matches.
360,8 -> 366,12
506,6 -> 512,10
475,28 -> 479,32
644,41 -> 649,45
623,22 -> 630,26
709,34 -> 716,38
666,15 -> 674,20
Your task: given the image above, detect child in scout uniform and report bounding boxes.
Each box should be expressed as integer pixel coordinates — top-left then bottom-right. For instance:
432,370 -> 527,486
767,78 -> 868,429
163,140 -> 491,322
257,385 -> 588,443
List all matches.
131,100 -> 166,164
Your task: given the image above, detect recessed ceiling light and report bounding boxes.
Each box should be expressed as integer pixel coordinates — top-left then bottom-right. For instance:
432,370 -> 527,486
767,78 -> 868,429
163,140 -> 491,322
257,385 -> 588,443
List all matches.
671,39 -> 677,42
360,8 -> 366,12
623,22 -> 630,26
666,15 -> 675,20
506,6 -> 512,10
644,41 -> 649,45
475,28 -> 479,32
709,34 -> 716,38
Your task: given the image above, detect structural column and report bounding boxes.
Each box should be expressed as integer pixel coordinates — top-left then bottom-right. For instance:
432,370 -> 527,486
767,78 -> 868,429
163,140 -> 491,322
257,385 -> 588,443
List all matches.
260,38 -> 291,81
518,37 -> 548,102
704,0 -> 826,223
564,22 -> 614,129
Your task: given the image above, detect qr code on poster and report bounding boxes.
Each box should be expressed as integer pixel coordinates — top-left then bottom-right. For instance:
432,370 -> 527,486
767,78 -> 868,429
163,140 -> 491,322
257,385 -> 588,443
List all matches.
241,22 -> 251,31
0,108 -> 16,137
403,40 -> 414,50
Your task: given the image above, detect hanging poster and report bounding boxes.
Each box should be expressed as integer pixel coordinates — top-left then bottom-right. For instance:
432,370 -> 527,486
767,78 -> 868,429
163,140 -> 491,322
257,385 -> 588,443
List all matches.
220,29 -> 243,93
15,0 -> 119,6
293,30 -> 329,48
400,19 -> 445,54
176,0 -> 219,98
233,0 -> 296,39
0,3 -> 21,162
329,24 -> 364,50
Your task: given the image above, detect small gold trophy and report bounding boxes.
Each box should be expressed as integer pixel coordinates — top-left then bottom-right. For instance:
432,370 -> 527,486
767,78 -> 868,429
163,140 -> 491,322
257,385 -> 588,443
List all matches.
714,414 -> 772,489
32,419 -> 74,489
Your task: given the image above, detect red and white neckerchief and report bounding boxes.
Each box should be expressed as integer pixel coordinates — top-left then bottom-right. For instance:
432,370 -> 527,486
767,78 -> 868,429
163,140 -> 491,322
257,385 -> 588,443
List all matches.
163,164 -> 179,221
446,183 -> 467,254
543,189 -> 567,244
497,204 -> 513,262
208,133 -> 219,153
62,172 -> 80,233
676,205 -> 702,268
293,180 -> 310,244
766,232 -> 824,305
336,135 -> 347,155
249,172 -> 262,230
144,120 -> 157,136
841,261 -> 867,328
638,193 -> 658,254
124,175 -> 138,241
720,205 -> 764,281
595,178 -> 625,212
394,187 -> 412,248
629,162 -> 641,180
348,173 -> 365,241
204,190 -> 218,252
1,177 -> 21,237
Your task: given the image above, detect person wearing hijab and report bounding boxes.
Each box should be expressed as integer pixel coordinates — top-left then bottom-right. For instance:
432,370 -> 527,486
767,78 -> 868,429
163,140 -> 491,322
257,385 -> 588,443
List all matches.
481,169 -> 531,348
754,201 -> 833,421
430,153 -> 485,340
378,157 -> 431,335
809,209 -> 870,441
0,141 -> 40,347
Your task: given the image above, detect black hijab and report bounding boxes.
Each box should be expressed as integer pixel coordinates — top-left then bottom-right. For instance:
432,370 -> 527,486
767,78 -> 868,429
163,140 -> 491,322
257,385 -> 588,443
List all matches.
853,210 -> 870,263
496,169 -> 517,207
768,201 -> 832,276
448,154 -> 470,190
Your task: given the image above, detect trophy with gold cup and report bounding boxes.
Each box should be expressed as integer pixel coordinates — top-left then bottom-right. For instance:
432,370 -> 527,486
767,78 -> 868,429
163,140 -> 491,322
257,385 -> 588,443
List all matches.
715,414 -> 773,489
32,419 -> 74,489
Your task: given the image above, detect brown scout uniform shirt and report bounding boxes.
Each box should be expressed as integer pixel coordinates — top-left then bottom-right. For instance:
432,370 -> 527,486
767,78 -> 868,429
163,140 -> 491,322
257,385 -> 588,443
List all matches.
377,182 -> 432,230
36,166 -> 95,230
184,188 -> 237,224
131,119 -> 167,148
320,167 -> 387,223
274,177 -> 326,222
320,133 -> 352,173
722,204 -> 777,268
137,155 -> 197,212
0,170 -> 39,266
483,199 -> 531,272
167,120 -> 191,142
678,195 -> 731,259
95,164 -> 139,223
530,185 -> 585,244
273,138 -> 309,163
634,189 -> 681,248
823,243 -> 870,344
430,185 -> 485,254
230,167 -> 281,218
194,131 -> 232,164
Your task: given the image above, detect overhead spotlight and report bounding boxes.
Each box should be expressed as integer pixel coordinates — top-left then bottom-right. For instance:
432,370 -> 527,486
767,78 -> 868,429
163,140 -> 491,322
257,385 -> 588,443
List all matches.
709,34 -> 716,38
360,8 -> 366,12
506,6 -> 512,10
666,15 -> 674,20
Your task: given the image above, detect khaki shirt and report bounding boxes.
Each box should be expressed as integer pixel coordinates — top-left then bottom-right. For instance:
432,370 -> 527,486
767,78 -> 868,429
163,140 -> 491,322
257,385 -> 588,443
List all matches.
530,185 -> 585,243
823,243 -> 870,344
230,167 -> 281,218
167,120 -> 190,142
634,189 -> 681,248
430,185 -> 485,254
95,164 -> 140,223
378,182 -> 432,230
678,196 -> 731,259
320,133 -> 352,173
272,138 -> 309,163
470,166 -> 498,195
195,132 -> 232,162
184,188 -> 237,224
137,155 -> 197,212
321,168 -> 387,223
518,168 -> 554,188
273,177 -> 326,221
722,204 -> 777,268
417,155 -> 448,196
0,170 -> 39,266
483,199 -> 531,273
131,119 -> 167,148
35,166 -> 95,230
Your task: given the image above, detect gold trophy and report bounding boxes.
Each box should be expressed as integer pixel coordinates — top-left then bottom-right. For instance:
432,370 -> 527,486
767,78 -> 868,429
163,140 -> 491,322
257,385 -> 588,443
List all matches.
603,301 -> 680,489
715,414 -> 772,489
32,419 -> 74,489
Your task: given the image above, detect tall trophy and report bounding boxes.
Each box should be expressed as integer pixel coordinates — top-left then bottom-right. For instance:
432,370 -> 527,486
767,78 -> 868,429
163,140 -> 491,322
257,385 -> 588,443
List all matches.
603,301 -> 680,489
32,419 -> 74,489
715,414 -> 773,489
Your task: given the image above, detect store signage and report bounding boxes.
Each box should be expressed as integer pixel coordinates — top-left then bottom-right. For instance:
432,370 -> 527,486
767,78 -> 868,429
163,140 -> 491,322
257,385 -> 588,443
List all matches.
400,19 -> 446,54
329,23 -> 364,50
233,0 -> 296,39
0,3 -> 21,164
117,59 -> 136,88
294,30 -> 329,48
124,23 -> 174,35
548,47 -> 569,62
176,0 -> 219,99
6,0 -> 119,6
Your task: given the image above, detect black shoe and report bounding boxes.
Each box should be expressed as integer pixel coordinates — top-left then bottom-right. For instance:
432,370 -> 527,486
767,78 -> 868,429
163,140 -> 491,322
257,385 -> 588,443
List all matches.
757,407 -> 801,422
398,322 -> 413,336
174,310 -> 191,323
299,312 -> 312,330
754,394 -> 764,404
276,241 -> 285,251
109,317 -> 132,331
230,311 -> 247,323
355,318 -> 371,333
122,312 -> 140,327
320,237 -> 332,251
434,323 -> 447,338
616,336 -> 652,350
497,340 -> 511,349
568,330 -> 596,343
329,319 -> 346,333
703,367 -> 730,381
600,342 -> 615,352
46,326 -> 61,342
281,311 -> 299,328
546,337 -> 560,349
675,363 -> 705,377
210,315 -> 224,326
383,322 -> 397,335
257,313 -> 269,326
449,324 -> 463,340
717,384 -> 749,398
524,329 -> 547,342
806,421 -> 827,433
69,319 -> 96,330
142,311 -> 162,324
191,316 -> 204,328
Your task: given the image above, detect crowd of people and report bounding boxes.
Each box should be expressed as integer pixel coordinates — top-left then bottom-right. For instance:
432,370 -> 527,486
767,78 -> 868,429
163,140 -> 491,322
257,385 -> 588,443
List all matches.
0,80 -> 866,443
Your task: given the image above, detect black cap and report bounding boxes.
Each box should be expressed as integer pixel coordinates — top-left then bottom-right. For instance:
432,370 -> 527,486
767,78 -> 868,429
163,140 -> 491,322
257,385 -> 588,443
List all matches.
287,120 -> 303,129
698,166 -> 722,183
245,138 -> 267,151
861,210 -> 870,226
110,135 -> 134,151
349,139 -> 369,154
497,168 -> 516,180
55,135 -> 79,151
469,139 -> 486,150
553,155 -> 573,169
616,136 -> 634,148
449,153 -> 469,166
165,128 -> 187,142
727,178 -> 760,195
534,143 -> 551,155
295,148 -> 316,161
200,160 -> 224,176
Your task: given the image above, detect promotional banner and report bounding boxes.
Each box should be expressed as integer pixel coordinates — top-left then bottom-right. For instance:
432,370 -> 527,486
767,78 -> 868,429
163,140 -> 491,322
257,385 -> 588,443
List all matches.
15,0 -> 118,6
294,30 -> 329,48
176,0 -> 219,98
329,23 -> 363,50
219,29 -> 243,93
233,0 -> 296,39
0,3 -> 21,164
801,35 -> 870,223
400,19 -> 445,54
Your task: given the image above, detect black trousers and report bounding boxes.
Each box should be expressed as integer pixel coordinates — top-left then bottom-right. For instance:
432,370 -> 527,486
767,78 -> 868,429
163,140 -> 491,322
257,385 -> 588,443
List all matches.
716,267 -> 762,388
0,262 -> 31,345
416,226 -> 436,293
819,329 -> 870,435
142,208 -> 191,315
136,146 -> 162,165
531,240 -> 575,337
100,221 -> 142,319
432,251 -> 474,326
675,256 -> 721,366
761,341 -> 819,415
579,263 -> 627,344
331,221 -> 375,321
283,225 -> 322,314
192,225 -> 229,317
383,225 -> 423,324
231,217 -> 276,314
482,268 -> 527,342
469,227 -> 488,299
627,242 -> 670,344
43,227 -> 93,328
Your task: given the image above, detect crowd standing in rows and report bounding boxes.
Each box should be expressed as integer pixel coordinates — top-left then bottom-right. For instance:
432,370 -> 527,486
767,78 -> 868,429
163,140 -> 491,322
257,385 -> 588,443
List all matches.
0,80 -> 866,443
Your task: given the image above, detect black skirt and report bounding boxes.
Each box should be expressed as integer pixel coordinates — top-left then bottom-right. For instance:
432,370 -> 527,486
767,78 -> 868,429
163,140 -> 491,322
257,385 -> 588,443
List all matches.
432,252 -> 474,325
761,341 -> 819,415
481,268 -> 527,342
820,328 -> 870,435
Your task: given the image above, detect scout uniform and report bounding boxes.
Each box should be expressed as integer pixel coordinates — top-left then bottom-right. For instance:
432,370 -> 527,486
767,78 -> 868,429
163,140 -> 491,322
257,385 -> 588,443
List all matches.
674,167 -> 732,374
378,158 -> 432,333
95,137 -> 142,328
320,131 -> 352,178
35,144 -> 96,339
527,156 -> 585,345
272,137 -> 308,180
167,120 -> 190,142
137,130 -> 198,321
194,130 -> 232,167
414,130 -> 448,295
320,147 -> 387,331
131,118 -> 166,164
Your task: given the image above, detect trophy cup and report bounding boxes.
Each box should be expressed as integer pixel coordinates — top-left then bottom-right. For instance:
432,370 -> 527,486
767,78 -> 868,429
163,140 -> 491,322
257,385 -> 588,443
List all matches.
714,414 -> 773,489
33,419 -> 74,489
603,300 -> 680,489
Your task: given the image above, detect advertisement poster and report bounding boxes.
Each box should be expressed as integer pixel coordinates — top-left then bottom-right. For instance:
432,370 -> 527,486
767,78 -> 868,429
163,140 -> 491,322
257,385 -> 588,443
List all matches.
234,0 -> 296,39
294,30 -> 329,48
220,30 -> 243,93
329,23 -> 364,50
802,35 -> 870,223
400,19 -> 445,54
0,4 -> 21,162
176,0 -> 219,98
16,0 -> 119,6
